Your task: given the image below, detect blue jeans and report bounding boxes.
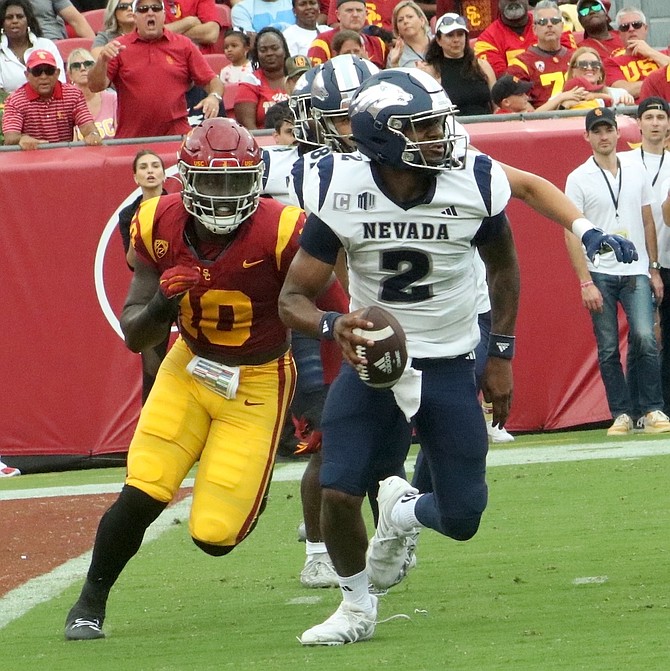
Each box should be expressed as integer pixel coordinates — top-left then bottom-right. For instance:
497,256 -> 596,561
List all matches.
590,273 -> 663,419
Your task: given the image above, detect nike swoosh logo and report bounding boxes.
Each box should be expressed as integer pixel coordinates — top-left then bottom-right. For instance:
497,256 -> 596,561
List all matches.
243,259 -> 264,268
244,400 -> 264,406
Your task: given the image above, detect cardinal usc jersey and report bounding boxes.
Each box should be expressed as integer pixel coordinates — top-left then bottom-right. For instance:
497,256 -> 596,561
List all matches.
507,46 -> 574,106
301,151 -> 511,359
475,16 -> 576,78
131,194 -> 305,361
603,47 -> 667,91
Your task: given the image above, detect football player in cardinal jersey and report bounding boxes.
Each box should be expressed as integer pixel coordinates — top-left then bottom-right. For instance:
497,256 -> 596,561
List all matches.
64,118 -> 305,641
279,67 -> 637,646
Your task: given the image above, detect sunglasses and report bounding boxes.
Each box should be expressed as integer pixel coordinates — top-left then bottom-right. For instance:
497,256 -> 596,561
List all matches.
574,60 -> 602,70
69,60 -> 95,70
135,3 -> 164,13
577,3 -> 603,17
116,2 -> 133,9
618,21 -> 645,32
438,15 -> 466,29
534,16 -> 563,26
29,64 -> 57,76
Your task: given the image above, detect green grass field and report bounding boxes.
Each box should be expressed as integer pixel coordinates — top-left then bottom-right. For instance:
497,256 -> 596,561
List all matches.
2,432 -> 669,671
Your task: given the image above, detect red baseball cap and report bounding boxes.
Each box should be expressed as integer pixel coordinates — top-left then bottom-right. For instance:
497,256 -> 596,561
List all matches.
564,76 -> 603,93
26,49 -> 58,70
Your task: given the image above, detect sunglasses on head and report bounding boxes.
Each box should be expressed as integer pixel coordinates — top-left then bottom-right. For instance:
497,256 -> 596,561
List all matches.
116,2 -> 133,9
577,3 -> 603,17
534,16 -> 563,26
618,20 -> 644,32
135,3 -> 164,13
69,60 -> 95,70
29,64 -> 57,76
574,60 -> 602,70
438,15 -> 466,29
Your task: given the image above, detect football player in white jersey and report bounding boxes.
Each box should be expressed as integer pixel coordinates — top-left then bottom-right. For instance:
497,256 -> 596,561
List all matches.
279,68 -> 638,646
261,65 -> 322,205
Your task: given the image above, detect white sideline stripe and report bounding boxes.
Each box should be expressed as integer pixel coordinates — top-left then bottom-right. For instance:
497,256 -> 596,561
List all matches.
0,497 -> 192,631
2,440 -> 669,502
1,439 -> 669,631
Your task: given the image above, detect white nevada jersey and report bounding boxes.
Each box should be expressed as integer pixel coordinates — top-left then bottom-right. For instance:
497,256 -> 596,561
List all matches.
303,149 -> 511,359
261,144 -> 300,205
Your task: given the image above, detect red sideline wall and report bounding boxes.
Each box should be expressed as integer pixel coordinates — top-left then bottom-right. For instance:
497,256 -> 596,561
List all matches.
0,116 -> 641,463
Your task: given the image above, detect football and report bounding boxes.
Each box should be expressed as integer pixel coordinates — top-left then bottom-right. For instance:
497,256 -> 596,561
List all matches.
352,306 -> 408,389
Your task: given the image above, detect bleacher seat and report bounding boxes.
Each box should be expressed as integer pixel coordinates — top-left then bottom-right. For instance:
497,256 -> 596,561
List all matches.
210,3 -> 232,53
203,53 -> 231,76
55,38 -> 94,62
82,9 -> 106,34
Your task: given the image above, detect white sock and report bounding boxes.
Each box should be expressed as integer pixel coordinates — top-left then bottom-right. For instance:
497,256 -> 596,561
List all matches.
339,569 -> 374,610
306,541 -> 328,557
391,493 -> 423,531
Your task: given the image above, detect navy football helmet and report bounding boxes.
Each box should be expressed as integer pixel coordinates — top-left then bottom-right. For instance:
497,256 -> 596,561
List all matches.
310,54 -> 379,152
348,68 -> 467,172
288,64 -> 323,148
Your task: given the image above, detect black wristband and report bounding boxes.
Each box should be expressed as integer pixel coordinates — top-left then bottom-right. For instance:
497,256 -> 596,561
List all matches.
488,333 -> 515,360
145,291 -> 179,322
318,311 -> 343,341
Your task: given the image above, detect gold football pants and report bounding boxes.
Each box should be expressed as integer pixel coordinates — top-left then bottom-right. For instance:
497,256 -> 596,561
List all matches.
126,337 -> 296,547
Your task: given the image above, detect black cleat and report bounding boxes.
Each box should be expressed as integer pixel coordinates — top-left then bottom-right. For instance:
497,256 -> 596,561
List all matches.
64,606 -> 105,640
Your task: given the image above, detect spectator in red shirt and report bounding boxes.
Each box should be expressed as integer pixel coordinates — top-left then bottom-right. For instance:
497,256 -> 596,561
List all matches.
474,0 -> 575,78
575,0 -> 623,61
326,0 -> 395,32
162,0 -> 221,54
603,7 -> 670,102
506,0 -> 574,108
639,64 -> 670,104
235,26 -> 291,130
87,0 -> 224,139
3,49 -> 101,149
307,0 -> 387,68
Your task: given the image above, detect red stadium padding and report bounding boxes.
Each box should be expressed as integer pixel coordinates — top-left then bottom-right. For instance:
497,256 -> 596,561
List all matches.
0,116 -> 642,470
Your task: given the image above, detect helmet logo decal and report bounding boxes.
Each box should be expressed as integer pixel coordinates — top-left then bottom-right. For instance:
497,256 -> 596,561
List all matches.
349,82 -> 413,120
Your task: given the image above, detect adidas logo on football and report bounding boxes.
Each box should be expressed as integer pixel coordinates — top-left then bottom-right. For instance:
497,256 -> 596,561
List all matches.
373,352 -> 394,374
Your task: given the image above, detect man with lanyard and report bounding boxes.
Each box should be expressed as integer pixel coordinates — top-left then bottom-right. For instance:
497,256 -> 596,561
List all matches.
565,107 -> 670,437
621,97 -> 670,416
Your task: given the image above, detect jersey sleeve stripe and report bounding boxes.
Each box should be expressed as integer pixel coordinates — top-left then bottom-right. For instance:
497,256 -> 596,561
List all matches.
317,153 -> 335,211
261,150 -> 271,190
473,154 -> 494,216
290,158 -> 306,209
275,206 -> 303,269
135,196 -> 162,262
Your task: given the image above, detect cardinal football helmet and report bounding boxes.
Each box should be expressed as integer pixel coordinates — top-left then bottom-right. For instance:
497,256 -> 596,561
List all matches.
178,118 -> 264,235
349,68 -> 467,172
310,54 -> 379,152
289,64 -> 323,148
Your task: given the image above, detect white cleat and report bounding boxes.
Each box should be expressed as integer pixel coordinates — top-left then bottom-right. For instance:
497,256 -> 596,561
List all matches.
486,420 -> 515,443
299,595 -> 377,646
300,554 -> 339,588
366,476 -> 419,590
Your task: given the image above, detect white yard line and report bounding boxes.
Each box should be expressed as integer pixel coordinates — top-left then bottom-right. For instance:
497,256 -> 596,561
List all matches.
1,439 -> 669,631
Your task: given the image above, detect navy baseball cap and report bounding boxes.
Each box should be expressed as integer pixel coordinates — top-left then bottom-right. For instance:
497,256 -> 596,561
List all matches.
585,107 -> 617,131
